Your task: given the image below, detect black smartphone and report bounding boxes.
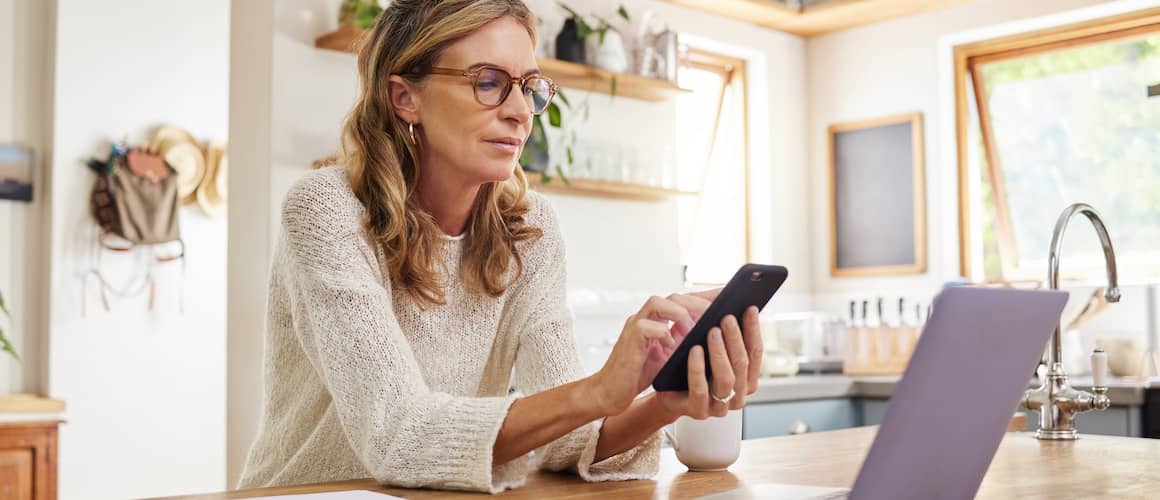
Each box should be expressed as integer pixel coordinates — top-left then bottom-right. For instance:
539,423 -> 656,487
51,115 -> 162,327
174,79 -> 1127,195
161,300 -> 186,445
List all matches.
651,263 -> 788,392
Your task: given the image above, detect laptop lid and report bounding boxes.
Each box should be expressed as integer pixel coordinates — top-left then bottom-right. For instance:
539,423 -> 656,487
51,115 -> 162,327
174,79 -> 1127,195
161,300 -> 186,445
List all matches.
848,286 -> 1068,500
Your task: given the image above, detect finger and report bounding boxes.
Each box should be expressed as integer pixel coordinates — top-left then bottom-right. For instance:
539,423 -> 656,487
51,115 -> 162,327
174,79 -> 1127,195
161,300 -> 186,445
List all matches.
631,317 -> 675,347
721,314 -> 749,409
687,345 -> 710,419
707,327 -> 735,405
742,306 -> 763,394
639,295 -> 695,331
688,287 -> 722,303
665,293 -> 711,334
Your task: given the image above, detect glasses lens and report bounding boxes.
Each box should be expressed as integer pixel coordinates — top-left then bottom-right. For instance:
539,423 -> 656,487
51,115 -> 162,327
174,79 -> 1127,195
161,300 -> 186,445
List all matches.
474,68 -> 511,106
524,77 -> 554,114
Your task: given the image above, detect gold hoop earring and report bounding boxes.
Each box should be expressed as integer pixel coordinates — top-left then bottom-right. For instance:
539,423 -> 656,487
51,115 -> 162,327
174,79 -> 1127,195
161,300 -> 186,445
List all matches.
408,122 -> 417,145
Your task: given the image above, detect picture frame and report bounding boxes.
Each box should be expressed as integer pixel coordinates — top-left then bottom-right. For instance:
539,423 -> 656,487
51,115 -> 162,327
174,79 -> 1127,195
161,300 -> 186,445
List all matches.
828,112 -> 926,277
0,144 -> 35,202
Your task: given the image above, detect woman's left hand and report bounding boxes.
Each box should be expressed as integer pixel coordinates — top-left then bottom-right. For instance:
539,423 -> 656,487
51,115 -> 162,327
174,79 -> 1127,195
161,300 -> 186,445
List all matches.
655,305 -> 763,419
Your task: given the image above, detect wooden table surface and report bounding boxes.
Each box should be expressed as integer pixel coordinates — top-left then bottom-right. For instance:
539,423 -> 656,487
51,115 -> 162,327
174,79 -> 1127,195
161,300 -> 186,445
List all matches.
164,426 -> 1160,499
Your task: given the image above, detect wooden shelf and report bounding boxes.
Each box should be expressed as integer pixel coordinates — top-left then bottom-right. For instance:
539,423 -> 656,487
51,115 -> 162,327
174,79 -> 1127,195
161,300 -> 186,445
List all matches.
314,27 -> 690,102
314,24 -> 365,53
535,58 -> 690,102
0,395 -> 65,414
660,0 -> 970,37
524,172 -> 697,201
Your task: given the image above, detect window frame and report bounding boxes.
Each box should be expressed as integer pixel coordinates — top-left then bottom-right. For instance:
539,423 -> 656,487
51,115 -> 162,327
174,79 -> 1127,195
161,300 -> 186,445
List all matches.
953,7 -> 1160,280
679,48 -> 752,287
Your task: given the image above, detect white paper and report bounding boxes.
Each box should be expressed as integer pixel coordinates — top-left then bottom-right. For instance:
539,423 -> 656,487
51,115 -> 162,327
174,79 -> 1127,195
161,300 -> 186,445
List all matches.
247,490 -> 404,500
700,483 -> 850,500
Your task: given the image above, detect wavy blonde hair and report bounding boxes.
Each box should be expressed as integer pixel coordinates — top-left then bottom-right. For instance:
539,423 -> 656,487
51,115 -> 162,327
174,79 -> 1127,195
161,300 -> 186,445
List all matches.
338,0 -> 542,307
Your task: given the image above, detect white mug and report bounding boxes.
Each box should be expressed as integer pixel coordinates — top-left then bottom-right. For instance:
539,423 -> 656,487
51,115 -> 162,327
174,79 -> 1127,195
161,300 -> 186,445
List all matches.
663,409 -> 742,471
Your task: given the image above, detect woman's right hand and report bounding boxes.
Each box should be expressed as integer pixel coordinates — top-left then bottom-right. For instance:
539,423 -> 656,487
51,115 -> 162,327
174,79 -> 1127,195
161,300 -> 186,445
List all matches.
585,294 -> 712,416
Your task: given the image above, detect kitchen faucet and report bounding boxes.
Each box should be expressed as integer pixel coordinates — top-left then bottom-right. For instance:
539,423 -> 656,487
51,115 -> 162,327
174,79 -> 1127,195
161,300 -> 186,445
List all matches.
1022,203 -> 1121,440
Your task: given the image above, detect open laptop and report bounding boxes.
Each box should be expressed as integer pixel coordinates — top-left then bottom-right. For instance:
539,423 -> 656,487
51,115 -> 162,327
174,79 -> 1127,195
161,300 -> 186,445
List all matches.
707,286 -> 1069,500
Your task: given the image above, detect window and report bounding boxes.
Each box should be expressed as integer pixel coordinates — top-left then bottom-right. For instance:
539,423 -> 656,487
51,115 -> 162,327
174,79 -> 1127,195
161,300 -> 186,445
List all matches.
675,49 -> 749,285
957,10 -> 1160,283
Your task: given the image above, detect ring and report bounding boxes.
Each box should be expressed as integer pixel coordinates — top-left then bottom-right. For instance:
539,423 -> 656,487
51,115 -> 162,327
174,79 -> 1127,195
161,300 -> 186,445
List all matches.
711,387 -> 735,405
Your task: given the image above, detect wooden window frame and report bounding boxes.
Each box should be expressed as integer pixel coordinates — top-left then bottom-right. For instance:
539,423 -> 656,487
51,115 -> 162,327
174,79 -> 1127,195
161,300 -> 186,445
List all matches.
954,7 -> 1160,279
680,48 -> 752,287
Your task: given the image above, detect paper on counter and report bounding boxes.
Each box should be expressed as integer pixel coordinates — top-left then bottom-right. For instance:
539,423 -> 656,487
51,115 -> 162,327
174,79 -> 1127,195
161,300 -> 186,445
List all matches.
247,490 -> 403,500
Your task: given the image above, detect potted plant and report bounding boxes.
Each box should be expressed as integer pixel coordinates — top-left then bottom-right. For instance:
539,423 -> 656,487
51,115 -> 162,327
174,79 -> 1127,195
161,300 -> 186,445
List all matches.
316,0 -> 382,52
0,288 -> 20,362
526,3 -> 630,184
338,0 -> 383,30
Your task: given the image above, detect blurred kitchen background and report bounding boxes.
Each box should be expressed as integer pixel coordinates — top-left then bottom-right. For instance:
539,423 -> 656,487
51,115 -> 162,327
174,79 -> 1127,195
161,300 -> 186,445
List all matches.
1,0 -> 1159,498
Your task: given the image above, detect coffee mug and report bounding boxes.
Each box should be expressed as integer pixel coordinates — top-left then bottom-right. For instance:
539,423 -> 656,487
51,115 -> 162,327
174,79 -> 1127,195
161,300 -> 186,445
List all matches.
663,409 -> 742,471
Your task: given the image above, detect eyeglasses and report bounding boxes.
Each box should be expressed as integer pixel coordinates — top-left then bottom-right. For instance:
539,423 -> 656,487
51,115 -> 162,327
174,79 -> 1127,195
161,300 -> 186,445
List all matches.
424,65 -> 557,115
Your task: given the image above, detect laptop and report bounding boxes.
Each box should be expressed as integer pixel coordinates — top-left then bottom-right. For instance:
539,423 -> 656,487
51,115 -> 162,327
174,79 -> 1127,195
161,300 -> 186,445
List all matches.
706,286 -> 1069,500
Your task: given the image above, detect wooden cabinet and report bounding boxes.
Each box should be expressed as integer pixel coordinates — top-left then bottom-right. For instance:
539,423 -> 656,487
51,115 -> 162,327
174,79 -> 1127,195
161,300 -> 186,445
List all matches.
0,422 -> 58,500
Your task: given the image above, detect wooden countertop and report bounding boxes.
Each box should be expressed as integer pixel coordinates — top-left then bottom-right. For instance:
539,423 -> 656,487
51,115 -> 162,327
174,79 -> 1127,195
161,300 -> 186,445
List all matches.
164,426 -> 1160,499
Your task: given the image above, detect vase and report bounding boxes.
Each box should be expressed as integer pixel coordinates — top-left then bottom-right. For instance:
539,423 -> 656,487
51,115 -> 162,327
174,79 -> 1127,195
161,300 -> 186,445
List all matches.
586,28 -> 628,73
555,18 -> 586,64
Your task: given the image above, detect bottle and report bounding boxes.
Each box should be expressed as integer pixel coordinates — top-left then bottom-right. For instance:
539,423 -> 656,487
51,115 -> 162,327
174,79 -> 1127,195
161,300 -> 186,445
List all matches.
555,18 -> 586,64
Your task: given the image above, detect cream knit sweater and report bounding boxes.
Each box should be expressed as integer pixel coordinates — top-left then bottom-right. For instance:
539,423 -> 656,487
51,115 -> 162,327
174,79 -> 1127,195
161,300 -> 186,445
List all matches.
237,167 -> 660,493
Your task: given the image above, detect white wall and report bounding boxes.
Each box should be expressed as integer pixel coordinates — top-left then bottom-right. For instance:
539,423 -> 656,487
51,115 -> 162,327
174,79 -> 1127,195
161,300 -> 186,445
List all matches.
47,1 -> 230,498
227,0 -> 807,487
805,0 -> 1112,313
0,0 -> 53,396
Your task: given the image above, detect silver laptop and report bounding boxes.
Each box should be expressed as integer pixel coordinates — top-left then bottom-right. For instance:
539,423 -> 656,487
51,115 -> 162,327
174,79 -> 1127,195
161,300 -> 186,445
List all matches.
707,286 -> 1069,500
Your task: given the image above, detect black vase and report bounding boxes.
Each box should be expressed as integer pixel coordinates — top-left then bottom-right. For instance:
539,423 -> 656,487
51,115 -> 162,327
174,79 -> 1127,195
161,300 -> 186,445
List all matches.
555,18 -> 586,63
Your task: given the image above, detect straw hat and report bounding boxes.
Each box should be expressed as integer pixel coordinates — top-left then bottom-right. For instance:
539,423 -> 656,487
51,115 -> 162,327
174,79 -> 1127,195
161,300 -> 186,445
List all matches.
148,125 -> 204,204
197,141 -> 227,218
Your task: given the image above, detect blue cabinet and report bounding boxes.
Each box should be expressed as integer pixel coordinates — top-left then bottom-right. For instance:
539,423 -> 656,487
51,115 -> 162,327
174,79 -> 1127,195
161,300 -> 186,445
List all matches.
742,398 -> 861,439
742,397 -> 1142,439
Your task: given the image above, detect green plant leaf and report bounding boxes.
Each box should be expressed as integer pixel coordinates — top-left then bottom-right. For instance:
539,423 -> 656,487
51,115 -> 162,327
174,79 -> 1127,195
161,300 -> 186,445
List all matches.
0,324 -> 19,363
354,2 -> 382,30
575,20 -> 593,39
598,27 -> 607,45
556,89 -> 571,107
519,140 -> 535,168
610,75 -> 618,97
555,164 -> 571,186
557,2 -> 583,20
0,288 -> 8,318
540,169 -> 553,184
566,147 -> 574,165
531,114 -> 548,144
618,5 -> 630,21
547,102 -> 562,128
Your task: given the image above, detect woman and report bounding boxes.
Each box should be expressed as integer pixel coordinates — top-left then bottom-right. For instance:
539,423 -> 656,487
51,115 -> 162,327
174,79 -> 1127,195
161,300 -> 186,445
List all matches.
239,0 -> 764,493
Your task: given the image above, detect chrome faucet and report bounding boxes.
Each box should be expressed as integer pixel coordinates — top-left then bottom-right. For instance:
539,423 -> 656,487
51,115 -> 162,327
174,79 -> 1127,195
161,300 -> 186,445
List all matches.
1022,203 -> 1121,440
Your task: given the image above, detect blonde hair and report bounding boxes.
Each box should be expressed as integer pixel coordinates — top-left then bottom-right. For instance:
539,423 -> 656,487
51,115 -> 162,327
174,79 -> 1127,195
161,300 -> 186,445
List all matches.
339,0 -> 542,307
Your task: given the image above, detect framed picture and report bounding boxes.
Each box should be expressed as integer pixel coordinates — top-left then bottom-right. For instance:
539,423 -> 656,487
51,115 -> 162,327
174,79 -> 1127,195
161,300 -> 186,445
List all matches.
0,144 -> 34,202
828,112 -> 926,277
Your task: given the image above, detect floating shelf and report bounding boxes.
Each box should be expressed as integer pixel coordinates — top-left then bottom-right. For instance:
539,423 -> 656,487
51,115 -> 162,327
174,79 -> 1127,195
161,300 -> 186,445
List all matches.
314,27 -> 691,102
524,172 -> 697,201
535,58 -> 690,102
659,0 -> 970,37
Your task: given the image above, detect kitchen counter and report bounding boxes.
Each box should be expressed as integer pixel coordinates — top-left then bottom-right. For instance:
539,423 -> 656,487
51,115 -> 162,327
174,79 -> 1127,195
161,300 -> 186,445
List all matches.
162,426 -> 1160,499
751,374 -> 1160,405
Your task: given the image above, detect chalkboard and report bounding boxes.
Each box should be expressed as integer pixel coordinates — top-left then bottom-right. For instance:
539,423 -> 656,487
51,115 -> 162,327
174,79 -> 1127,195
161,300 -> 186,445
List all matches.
828,113 -> 926,277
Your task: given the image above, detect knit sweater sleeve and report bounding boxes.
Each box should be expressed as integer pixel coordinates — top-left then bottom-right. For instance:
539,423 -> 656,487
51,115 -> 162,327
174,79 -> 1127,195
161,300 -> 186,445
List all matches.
511,193 -> 662,481
278,172 -> 527,493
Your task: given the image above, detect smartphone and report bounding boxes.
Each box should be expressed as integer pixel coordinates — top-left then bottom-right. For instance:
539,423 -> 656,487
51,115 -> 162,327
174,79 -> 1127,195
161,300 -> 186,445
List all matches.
651,263 -> 788,392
